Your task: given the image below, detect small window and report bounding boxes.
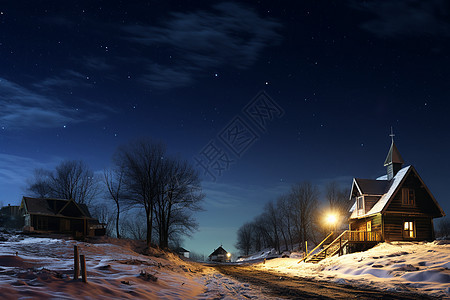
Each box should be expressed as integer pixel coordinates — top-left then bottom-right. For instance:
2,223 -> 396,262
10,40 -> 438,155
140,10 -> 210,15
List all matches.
357,196 -> 364,215
402,188 -> 415,206
366,221 -> 371,232
403,221 -> 415,238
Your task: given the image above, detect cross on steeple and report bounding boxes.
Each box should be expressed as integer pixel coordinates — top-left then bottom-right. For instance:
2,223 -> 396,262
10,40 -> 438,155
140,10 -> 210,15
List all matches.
384,127 -> 404,180
389,126 -> 395,141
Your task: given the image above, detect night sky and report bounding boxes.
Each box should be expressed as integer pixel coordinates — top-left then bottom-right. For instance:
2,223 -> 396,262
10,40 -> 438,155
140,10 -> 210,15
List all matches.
1,1 -> 449,256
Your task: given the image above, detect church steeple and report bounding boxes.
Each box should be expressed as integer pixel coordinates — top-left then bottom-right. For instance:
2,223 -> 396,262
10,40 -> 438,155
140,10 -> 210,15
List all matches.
383,128 -> 404,180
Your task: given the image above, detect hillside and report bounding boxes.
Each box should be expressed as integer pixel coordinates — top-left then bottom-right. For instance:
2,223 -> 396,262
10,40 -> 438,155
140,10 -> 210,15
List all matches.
0,233 -> 270,299
257,241 -> 450,298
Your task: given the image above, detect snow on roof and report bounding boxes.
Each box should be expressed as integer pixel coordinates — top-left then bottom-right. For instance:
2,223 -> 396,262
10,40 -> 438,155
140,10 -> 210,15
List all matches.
349,202 -> 356,213
365,166 -> 410,216
376,174 -> 387,180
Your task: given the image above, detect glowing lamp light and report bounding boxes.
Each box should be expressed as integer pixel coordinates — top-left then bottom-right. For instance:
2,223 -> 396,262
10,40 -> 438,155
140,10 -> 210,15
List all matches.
326,213 -> 338,225
226,252 -> 231,258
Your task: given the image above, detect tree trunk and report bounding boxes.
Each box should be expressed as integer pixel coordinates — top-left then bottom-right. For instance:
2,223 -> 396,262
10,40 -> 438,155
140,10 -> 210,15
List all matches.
116,203 -> 120,239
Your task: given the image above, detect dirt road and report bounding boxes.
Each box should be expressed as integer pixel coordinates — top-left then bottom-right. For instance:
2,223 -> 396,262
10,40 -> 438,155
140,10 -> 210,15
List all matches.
213,264 -> 438,300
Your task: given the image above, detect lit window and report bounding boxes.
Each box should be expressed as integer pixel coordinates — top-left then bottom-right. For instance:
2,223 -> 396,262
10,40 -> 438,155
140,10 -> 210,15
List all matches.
403,221 -> 415,238
402,188 -> 415,206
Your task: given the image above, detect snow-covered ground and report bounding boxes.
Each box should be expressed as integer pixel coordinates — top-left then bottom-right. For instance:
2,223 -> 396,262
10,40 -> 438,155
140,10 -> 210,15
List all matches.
256,241 -> 450,299
0,234 -> 274,299
2,234 -> 449,299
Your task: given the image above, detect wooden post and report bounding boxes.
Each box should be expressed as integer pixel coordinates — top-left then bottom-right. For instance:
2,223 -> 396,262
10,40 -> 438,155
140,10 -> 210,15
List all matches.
339,237 -> 342,256
80,254 -> 87,283
74,245 -> 79,280
305,241 -> 308,256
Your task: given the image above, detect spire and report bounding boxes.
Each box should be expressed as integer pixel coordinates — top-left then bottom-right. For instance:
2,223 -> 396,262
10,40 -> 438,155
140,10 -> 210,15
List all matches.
383,139 -> 404,166
383,128 -> 404,179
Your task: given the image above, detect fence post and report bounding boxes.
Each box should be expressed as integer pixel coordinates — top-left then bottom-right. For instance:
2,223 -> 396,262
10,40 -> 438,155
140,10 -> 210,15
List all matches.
305,241 -> 308,256
339,237 -> 342,256
74,245 -> 79,280
80,254 -> 87,283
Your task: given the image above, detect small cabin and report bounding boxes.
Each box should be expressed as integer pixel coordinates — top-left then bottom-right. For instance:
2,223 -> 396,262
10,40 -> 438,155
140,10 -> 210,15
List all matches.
348,138 -> 445,243
175,247 -> 190,259
208,246 -> 230,262
20,197 -> 106,237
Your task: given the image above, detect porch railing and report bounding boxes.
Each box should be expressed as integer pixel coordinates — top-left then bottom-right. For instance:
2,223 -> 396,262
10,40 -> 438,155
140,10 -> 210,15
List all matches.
300,230 -> 382,263
347,230 -> 382,242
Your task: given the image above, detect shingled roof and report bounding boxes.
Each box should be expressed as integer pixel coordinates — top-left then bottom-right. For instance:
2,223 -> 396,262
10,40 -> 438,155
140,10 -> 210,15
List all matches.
353,178 -> 390,195
21,197 -> 92,218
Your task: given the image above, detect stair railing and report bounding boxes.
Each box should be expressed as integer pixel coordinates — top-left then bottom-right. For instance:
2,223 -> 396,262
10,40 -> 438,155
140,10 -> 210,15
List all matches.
298,231 -> 334,263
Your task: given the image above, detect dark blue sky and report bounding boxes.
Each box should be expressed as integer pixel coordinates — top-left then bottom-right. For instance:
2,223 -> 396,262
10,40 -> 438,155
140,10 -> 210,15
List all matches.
1,1 -> 449,255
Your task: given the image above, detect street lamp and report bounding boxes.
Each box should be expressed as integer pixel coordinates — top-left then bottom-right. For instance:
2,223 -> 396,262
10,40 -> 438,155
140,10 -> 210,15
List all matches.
326,213 -> 338,232
226,252 -> 231,262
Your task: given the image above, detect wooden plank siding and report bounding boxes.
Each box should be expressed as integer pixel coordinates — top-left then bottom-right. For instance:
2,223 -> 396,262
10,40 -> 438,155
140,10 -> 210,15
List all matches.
349,214 -> 382,232
383,215 -> 433,241
364,196 -> 381,214
384,171 -> 441,216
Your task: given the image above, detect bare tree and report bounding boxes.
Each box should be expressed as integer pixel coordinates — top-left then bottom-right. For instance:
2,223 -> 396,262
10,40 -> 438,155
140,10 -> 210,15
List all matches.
26,160 -> 99,205
235,222 -> 254,256
114,139 -> 166,248
277,194 -> 295,251
290,182 -> 319,247
262,200 -> 281,253
153,157 -> 204,249
90,203 -> 115,236
436,217 -> 450,239
121,210 -> 147,240
26,168 -> 52,198
325,181 -> 352,227
103,166 -> 125,238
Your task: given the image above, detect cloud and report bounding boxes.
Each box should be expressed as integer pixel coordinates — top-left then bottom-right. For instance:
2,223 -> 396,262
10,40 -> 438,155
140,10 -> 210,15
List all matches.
0,78 -> 107,129
122,2 -> 282,89
0,154 -> 61,204
82,57 -> 116,72
0,154 -> 53,185
32,70 -> 91,91
351,0 -> 450,37
201,180 -> 289,209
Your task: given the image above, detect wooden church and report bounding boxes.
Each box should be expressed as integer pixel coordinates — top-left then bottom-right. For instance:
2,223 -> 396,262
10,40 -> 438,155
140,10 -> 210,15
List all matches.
348,136 -> 445,242
304,135 -> 445,263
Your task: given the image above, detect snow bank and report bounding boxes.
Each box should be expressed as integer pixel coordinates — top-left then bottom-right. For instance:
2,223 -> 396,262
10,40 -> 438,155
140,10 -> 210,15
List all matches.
257,241 -> 450,298
0,234 -> 273,299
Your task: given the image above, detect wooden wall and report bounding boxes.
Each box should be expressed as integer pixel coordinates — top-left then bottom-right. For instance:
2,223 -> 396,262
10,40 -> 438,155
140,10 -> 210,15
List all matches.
383,215 -> 433,241
384,170 -> 442,217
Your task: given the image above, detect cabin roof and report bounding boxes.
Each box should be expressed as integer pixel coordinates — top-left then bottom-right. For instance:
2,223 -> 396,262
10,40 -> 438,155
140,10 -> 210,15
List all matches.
354,178 -> 390,195
350,166 -> 410,218
21,197 -> 92,218
209,246 -> 228,257
365,166 -> 410,216
350,165 -> 445,219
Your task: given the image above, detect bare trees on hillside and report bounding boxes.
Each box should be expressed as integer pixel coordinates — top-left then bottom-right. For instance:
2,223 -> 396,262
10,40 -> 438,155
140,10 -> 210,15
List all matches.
27,160 -> 99,205
235,182 -> 320,255
113,139 -> 204,249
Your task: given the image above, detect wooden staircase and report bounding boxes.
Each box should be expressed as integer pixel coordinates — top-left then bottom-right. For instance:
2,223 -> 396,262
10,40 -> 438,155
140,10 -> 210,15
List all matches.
300,230 -> 382,264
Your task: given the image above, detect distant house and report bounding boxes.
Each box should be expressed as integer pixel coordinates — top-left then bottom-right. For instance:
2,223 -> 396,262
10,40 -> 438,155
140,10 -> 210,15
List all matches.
348,138 -> 445,242
175,247 -> 190,259
208,246 -> 230,262
20,197 -> 106,237
0,204 -> 23,229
